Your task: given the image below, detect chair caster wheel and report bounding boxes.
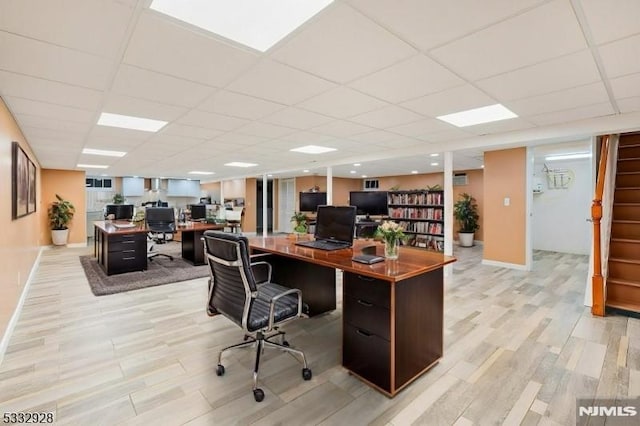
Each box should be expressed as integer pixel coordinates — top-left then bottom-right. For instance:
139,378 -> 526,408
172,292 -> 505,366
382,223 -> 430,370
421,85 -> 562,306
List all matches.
302,368 -> 312,381
253,388 -> 265,402
216,364 -> 225,376
282,340 -> 290,347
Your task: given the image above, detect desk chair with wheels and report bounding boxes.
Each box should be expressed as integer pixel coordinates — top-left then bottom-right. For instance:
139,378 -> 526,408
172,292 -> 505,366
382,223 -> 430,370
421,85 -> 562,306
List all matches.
203,231 -> 312,402
145,207 -> 175,261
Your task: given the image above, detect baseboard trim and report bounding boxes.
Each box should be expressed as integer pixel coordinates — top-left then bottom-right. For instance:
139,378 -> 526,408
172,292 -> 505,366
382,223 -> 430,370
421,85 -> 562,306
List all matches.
0,247 -> 43,366
42,242 -> 88,249
482,259 -> 529,271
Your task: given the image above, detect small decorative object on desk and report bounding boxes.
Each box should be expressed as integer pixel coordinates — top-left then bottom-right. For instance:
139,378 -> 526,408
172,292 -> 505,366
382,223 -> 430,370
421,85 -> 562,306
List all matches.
290,212 -> 309,235
375,220 -> 405,260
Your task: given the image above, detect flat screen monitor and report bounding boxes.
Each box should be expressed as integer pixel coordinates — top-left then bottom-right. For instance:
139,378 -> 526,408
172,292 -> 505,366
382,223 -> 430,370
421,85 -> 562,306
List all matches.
314,205 -> 356,246
105,204 -> 134,220
349,191 -> 388,217
189,204 -> 206,221
299,192 -> 327,212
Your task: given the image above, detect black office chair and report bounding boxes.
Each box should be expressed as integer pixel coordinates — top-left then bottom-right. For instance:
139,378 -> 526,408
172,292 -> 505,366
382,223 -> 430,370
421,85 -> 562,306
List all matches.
203,231 -> 312,402
145,207 -> 175,261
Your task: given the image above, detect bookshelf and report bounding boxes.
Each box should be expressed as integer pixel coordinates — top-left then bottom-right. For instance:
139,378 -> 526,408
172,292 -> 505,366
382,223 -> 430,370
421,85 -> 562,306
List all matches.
387,190 -> 444,252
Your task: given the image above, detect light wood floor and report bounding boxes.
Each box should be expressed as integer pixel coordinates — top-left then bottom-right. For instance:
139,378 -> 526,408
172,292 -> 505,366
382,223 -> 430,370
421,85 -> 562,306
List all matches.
0,245 -> 638,425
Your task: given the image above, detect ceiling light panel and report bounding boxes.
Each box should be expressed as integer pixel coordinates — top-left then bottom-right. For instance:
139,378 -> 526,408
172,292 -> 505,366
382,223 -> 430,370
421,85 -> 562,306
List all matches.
436,104 -> 517,127
149,0 -> 334,52
188,171 -> 215,175
77,164 -> 109,169
290,145 -> 336,154
545,152 -> 591,161
82,148 -> 127,157
225,162 -> 258,167
97,112 -> 167,132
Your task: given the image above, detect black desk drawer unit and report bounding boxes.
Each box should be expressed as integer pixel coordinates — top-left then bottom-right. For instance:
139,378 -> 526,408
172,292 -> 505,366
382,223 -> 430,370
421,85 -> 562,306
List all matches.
104,233 -> 146,275
343,273 -> 392,392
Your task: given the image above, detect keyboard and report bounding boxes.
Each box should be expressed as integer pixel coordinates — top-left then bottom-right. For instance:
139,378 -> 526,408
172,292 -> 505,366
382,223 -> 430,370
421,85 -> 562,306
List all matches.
295,240 -> 351,251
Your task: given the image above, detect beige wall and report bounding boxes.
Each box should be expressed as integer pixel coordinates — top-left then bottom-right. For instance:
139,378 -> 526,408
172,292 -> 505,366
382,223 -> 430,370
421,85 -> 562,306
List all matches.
334,178 -> 362,205
244,178 -> 257,233
377,173 -> 444,190
40,169 -> 87,245
222,179 -> 246,199
0,97 -> 42,339
483,148 -> 527,265
452,169 -> 485,242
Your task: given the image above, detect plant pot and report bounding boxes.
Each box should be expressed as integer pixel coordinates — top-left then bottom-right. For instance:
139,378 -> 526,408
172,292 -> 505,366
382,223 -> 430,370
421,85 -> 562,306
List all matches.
51,229 -> 69,246
458,232 -> 475,247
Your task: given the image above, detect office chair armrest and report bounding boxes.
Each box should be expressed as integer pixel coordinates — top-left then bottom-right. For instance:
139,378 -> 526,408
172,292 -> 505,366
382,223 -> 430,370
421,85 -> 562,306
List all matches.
267,288 -> 302,330
250,261 -> 272,285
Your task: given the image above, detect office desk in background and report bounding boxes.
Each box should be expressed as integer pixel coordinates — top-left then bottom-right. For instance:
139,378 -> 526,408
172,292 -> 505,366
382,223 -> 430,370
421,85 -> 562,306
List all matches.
178,222 -> 225,265
248,235 -> 456,397
94,221 -> 148,275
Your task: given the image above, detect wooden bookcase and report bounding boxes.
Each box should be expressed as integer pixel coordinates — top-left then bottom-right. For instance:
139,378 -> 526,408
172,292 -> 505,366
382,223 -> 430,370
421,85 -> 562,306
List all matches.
387,190 -> 444,252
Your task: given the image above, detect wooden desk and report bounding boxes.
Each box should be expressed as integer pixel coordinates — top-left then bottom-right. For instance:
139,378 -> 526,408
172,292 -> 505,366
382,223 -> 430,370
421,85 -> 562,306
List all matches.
94,221 -> 148,275
178,222 -> 225,265
248,236 -> 456,397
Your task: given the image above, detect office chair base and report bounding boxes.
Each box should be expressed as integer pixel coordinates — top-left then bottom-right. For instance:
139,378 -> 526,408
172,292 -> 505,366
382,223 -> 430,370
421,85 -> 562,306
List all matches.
148,253 -> 174,262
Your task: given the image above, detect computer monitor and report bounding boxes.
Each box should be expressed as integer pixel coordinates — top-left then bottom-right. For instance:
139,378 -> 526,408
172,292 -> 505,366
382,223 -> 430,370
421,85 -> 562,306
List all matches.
299,192 -> 327,212
349,191 -> 388,219
105,204 -> 134,220
189,204 -> 206,221
157,200 -> 168,207
314,205 -> 357,246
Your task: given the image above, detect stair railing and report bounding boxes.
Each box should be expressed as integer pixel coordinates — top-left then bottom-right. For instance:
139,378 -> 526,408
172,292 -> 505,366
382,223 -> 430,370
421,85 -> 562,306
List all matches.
591,135 -> 610,316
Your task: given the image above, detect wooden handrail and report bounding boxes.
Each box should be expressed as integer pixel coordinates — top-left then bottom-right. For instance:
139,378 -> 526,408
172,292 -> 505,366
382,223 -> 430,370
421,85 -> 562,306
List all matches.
591,134 -> 610,316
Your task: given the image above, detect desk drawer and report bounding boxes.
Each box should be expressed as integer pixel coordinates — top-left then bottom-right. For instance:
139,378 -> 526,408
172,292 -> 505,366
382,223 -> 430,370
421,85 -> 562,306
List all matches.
343,323 -> 390,391
109,232 -> 145,244
344,296 -> 390,341
108,239 -> 146,252
105,250 -> 146,274
343,273 -> 390,309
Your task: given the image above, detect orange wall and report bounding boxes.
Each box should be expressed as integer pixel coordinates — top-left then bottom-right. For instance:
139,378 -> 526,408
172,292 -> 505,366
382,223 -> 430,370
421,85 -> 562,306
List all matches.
483,148 -> 527,265
245,178 -> 257,232
222,179 -> 245,199
40,169 -> 87,245
377,173 -> 444,190
0,97 -> 42,339
452,169 -> 484,241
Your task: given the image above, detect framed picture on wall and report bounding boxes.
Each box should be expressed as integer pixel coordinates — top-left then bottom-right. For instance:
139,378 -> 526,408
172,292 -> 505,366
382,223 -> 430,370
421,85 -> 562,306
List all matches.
12,141 -> 36,219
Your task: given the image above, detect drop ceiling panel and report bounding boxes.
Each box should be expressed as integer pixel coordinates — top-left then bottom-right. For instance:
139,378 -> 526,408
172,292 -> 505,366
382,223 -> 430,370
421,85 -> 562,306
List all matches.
177,110 -> 248,131
388,119 -> 454,139
430,0 -> 587,81
15,114 -> 91,134
84,136 -> 144,151
463,118 -> 535,135
161,123 -> 224,140
0,31 -> 112,89
349,54 -> 464,103
349,105 -> 424,128
111,65 -> 216,108
310,120 -> 373,137
146,134 -> 203,149
88,125 -> 155,141
527,102 -> 614,126
401,84 -> 496,118
297,86 -> 387,118
0,71 -> 102,111
598,34 -> 640,78
226,60 -> 336,105
124,12 -> 258,87
236,122 -> 297,139
23,129 -> 84,145
347,0 -> 546,51
476,50 -> 601,101
579,0 -> 640,45
0,0 -> 135,58
272,3 -> 416,83
618,97 -> 640,113
506,83 -> 609,117
211,133 -> 269,147
278,131 -> 335,145
347,130 -> 399,144
103,94 -> 188,122
198,90 -> 286,120
261,107 -> 333,129
610,73 -> 640,99
5,96 -> 95,123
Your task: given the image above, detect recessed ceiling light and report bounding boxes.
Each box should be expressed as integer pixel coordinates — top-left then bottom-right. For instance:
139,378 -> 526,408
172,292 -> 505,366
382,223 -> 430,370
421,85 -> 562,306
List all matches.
150,0 -> 334,52
430,153 -> 439,157
290,145 -> 337,154
430,162 -> 439,166
225,162 -> 258,167
362,175 -> 367,178
545,152 -> 592,161
353,163 -> 361,166
303,169 -> 310,173
188,171 -> 215,175
436,104 -> 517,127
411,170 -> 418,174
97,112 -> 167,132
77,164 -> 108,169
268,174 -> 273,177
82,148 -> 127,157
350,170 -> 356,174
100,174 -> 108,177
481,165 -> 485,168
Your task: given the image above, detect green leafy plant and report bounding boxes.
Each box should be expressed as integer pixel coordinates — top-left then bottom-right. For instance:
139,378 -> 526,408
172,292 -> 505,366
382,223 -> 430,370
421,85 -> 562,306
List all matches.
48,194 -> 76,230
290,212 -> 308,233
453,193 -> 479,233
112,193 -> 125,204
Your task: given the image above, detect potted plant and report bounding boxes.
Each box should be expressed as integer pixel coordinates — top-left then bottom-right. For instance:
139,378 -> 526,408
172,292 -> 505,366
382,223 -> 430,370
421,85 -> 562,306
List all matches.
453,193 -> 479,247
112,193 -> 125,204
290,212 -> 308,234
48,194 -> 76,246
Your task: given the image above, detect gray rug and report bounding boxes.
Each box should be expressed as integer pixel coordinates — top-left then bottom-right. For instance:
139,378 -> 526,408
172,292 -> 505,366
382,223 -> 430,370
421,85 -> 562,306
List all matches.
80,243 -> 209,296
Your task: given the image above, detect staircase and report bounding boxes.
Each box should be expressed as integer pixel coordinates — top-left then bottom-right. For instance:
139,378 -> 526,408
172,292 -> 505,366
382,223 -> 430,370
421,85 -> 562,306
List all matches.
607,133 -> 640,312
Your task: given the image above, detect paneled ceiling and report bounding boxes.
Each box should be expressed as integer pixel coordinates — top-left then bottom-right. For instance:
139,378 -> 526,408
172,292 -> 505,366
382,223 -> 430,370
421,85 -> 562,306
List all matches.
1,0 -> 639,181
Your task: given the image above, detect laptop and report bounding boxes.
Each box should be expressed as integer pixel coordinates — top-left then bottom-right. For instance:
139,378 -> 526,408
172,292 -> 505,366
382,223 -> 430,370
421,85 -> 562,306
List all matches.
295,205 -> 356,251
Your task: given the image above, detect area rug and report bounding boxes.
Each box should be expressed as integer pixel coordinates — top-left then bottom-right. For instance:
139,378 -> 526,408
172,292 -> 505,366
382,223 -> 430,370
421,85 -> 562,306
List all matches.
80,243 -> 209,296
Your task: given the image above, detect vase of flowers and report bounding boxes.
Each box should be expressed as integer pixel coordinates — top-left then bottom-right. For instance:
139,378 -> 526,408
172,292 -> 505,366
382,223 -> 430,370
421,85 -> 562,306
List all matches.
375,221 -> 405,260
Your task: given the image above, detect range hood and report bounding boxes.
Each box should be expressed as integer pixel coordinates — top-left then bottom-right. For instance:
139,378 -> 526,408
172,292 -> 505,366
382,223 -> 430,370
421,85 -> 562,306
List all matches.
150,178 -> 161,191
